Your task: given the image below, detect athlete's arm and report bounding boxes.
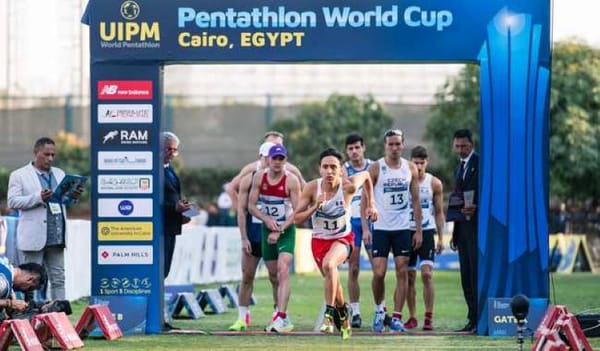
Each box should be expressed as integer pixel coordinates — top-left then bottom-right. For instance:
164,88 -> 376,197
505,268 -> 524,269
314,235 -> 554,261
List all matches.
346,171 -> 377,222
280,175 -> 301,231
286,162 -> 306,189
237,173 -> 253,254
294,181 -> 319,225
432,176 -> 446,254
409,161 -> 423,249
228,161 -> 258,210
360,191 -> 372,246
248,171 -> 279,231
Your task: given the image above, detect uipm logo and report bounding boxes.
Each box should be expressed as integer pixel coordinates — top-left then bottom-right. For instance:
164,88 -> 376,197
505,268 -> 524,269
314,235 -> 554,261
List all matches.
99,0 -> 160,48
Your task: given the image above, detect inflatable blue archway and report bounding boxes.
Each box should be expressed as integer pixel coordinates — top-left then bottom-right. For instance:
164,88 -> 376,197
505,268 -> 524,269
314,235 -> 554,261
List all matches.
83,0 -> 550,334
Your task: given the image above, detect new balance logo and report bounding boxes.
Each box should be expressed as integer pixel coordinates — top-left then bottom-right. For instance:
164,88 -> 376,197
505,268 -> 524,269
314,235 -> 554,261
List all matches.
100,85 -> 118,95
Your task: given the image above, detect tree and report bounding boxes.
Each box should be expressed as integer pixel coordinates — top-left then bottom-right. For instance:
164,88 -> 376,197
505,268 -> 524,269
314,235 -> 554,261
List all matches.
424,64 -> 480,182
425,41 -> 600,200
271,94 -> 394,179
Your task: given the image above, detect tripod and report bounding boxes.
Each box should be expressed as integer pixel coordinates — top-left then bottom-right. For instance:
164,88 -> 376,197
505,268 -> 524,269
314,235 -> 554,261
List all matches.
516,319 -> 526,351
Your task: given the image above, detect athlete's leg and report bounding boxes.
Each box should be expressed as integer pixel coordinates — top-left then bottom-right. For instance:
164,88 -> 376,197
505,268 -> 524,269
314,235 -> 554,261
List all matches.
407,268 -> 417,319
321,242 -> 350,306
421,264 -> 434,314
276,252 -> 293,313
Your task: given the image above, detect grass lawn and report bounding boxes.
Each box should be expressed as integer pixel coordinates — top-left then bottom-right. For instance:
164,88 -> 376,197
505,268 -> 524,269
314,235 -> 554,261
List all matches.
65,271 -> 599,350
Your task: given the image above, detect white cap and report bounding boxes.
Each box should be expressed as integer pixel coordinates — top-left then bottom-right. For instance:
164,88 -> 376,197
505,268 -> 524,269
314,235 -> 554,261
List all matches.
259,142 -> 276,157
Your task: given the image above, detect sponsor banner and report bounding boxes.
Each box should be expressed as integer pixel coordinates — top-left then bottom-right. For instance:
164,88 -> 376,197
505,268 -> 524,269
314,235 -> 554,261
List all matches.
86,0 -> 549,63
98,175 -> 153,194
98,222 -> 153,241
99,128 -> 152,147
487,297 -> 548,336
98,198 -> 153,218
97,80 -> 152,100
98,151 -> 153,170
97,104 -> 153,123
98,245 -> 153,265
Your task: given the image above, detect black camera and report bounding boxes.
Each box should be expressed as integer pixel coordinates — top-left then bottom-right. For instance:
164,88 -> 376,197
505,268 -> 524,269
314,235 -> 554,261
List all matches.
8,300 -> 72,321
39,300 -> 72,315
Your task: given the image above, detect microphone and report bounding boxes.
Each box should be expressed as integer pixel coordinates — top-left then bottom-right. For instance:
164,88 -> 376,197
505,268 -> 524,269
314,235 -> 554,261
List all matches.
511,294 -> 529,321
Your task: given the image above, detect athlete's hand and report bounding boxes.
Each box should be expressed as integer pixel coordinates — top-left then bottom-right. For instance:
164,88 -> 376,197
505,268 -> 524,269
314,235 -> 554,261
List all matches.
435,239 -> 444,254
265,218 -> 280,232
413,230 -> 423,250
367,205 -> 378,222
242,238 -> 252,255
316,192 -> 327,210
267,231 -> 280,244
362,228 -> 372,247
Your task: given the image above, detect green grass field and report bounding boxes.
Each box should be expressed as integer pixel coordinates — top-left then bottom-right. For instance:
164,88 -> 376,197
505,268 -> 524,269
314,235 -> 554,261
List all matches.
67,271 -> 599,350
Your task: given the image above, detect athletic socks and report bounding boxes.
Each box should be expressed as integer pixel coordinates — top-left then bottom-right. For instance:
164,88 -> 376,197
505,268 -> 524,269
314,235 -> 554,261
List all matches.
238,306 -> 248,321
350,302 -> 360,316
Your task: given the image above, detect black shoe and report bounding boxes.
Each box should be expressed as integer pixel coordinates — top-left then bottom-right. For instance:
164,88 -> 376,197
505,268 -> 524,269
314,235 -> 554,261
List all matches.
333,304 -> 350,332
454,323 -> 476,333
163,323 -> 181,331
351,314 -> 362,329
383,313 -> 391,327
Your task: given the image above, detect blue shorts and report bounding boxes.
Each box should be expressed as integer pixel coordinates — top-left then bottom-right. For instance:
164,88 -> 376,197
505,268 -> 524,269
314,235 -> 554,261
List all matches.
247,221 -> 262,243
351,218 -> 373,251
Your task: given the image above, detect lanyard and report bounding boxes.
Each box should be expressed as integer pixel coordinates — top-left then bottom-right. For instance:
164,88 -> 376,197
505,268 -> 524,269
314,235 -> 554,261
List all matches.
40,172 -> 53,189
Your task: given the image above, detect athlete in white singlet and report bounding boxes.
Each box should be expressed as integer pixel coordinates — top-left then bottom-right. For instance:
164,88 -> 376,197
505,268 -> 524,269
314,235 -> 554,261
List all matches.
362,129 -> 422,333
294,148 -> 377,340
343,133 -> 373,328
404,146 -> 445,331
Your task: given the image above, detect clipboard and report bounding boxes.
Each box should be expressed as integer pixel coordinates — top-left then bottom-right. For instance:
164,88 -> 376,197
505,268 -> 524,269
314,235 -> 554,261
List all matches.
446,191 -> 465,222
51,174 -> 87,205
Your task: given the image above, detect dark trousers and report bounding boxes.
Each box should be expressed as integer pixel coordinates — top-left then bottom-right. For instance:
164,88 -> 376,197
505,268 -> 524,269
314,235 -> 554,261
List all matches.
455,220 -> 478,324
164,234 -> 177,278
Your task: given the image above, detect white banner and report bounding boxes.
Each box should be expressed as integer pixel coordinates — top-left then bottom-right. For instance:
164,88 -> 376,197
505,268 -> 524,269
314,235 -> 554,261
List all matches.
165,226 -> 242,285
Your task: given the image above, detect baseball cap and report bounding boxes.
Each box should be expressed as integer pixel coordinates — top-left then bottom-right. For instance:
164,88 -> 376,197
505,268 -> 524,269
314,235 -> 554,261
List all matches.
268,144 -> 287,158
258,142 -> 275,157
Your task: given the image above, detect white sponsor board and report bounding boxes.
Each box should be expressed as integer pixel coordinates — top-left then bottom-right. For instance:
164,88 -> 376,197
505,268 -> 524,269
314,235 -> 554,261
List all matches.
98,175 -> 153,194
98,104 -> 153,123
98,198 -> 153,217
98,151 -> 153,170
98,245 -> 153,265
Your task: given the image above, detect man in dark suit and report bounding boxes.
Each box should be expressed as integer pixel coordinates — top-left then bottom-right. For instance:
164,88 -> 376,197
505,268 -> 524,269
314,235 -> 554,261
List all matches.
162,132 -> 191,279
450,129 -> 479,333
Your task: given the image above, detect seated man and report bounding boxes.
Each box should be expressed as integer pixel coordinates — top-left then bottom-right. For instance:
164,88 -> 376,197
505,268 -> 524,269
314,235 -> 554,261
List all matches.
0,258 -> 47,319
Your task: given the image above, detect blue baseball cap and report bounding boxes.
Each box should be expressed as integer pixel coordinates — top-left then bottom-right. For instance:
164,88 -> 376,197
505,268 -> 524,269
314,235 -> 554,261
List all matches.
268,144 -> 287,158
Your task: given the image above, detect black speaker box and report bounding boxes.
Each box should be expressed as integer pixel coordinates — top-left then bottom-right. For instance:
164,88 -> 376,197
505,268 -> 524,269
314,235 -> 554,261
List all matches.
576,314 -> 600,337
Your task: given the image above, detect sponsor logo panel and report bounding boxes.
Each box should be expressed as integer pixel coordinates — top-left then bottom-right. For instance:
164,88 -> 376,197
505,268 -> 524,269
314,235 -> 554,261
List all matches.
99,127 -> 152,146
98,198 -> 153,217
98,175 -> 152,194
97,104 -> 153,123
98,245 -> 153,265
98,151 -> 152,170
97,275 -> 152,295
97,222 -> 153,241
97,81 -> 153,100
